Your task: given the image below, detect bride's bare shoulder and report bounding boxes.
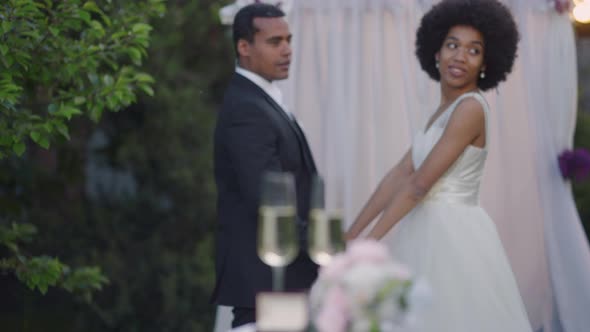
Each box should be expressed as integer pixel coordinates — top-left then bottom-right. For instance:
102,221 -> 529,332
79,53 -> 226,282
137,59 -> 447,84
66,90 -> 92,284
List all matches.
450,97 -> 485,127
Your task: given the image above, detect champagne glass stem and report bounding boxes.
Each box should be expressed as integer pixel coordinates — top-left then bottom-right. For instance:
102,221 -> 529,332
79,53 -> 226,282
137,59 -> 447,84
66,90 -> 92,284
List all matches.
272,266 -> 285,292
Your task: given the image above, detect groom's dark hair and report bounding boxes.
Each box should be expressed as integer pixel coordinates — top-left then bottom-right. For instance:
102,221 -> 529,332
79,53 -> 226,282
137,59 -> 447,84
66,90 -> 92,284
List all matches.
232,3 -> 286,57
415,0 -> 519,91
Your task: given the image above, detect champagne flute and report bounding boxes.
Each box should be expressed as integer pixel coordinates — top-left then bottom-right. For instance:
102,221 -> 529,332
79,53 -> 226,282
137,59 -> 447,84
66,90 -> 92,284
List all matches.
308,175 -> 345,266
257,171 -> 299,291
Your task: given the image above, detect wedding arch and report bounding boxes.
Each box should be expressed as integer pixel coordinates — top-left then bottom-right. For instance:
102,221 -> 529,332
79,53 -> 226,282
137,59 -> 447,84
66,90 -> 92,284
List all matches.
215,1 -> 590,331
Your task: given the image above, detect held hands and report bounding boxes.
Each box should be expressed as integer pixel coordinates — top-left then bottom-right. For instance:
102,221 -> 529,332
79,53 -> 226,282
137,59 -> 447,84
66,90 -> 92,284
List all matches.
344,232 -> 355,243
344,227 -> 363,243
344,217 -> 367,243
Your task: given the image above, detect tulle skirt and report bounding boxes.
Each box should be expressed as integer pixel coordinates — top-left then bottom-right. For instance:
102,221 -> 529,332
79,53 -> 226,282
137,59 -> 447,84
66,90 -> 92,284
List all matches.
384,200 -> 532,332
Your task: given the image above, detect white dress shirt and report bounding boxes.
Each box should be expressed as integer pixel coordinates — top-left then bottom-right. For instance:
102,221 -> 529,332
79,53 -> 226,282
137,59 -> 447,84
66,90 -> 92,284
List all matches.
235,66 -> 295,121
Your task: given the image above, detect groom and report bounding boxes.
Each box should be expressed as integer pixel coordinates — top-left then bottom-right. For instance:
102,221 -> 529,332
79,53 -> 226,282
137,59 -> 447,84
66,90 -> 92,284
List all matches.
211,3 -> 319,328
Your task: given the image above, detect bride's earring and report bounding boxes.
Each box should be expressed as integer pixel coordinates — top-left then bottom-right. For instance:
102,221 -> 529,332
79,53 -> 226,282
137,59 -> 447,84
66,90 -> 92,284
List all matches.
435,60 -> 440,69
480,70 -> 486,79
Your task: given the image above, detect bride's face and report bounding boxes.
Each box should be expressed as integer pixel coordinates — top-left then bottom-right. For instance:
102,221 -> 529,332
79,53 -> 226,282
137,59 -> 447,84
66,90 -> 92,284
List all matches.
435,25 -> 485,92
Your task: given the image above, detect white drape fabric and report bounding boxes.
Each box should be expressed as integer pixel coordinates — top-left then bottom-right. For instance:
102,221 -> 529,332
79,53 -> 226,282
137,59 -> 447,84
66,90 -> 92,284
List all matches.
511,2 -> 590,331
214,1 -> 590,331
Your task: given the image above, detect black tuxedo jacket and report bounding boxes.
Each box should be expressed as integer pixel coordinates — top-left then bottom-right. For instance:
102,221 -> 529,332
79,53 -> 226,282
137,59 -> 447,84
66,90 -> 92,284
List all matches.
211,73 -> 319,308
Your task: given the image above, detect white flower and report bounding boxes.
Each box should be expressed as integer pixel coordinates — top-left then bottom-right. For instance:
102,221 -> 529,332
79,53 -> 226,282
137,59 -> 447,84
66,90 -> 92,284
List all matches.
310,239 -> 430,332
342,264 -> 388,308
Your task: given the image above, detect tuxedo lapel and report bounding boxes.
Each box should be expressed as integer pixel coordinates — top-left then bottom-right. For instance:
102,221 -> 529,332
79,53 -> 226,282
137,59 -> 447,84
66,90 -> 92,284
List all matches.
290,116 -> 317,173
262,94 -> 317,173
232,74 -> 316,173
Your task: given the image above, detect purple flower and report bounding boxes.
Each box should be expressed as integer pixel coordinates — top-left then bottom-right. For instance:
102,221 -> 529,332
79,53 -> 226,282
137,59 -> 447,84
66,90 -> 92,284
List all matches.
558,148 -> 590,181
554,0 -> 571,14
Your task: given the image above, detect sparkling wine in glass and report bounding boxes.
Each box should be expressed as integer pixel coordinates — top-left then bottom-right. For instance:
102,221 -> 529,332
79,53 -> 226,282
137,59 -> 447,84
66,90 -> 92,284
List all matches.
257,171 -> 299,291
308,175 -> 345,266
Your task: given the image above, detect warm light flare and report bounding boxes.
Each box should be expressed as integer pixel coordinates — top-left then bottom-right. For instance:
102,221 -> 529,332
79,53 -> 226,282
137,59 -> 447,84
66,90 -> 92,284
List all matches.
573,2 -> 590,23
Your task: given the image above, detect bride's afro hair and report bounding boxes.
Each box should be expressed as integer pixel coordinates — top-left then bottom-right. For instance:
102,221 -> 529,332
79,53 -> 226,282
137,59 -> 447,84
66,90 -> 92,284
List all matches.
415,0 -> 519,91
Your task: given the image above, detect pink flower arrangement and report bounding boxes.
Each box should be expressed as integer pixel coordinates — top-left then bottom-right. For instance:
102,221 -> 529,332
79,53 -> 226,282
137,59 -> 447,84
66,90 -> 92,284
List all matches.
309,239 -> 430,332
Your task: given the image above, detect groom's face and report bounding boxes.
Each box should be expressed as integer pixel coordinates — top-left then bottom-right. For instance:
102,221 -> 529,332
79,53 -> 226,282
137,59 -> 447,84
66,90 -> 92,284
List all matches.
238,17 -> 292,81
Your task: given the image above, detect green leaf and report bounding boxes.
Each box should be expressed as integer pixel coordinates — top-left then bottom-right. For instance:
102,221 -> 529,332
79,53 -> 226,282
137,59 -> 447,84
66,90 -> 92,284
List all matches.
21,30 -> 40,40
3,243 -> 18,252
101,15 -> 112,27
78,10 -> 91,24
134,73 -> 154,83
132,23 -> 152,34
83,1 -> 111,27
138,84 -> 154,97
56,105 -> 82,120
1,55 -> 14,68
38,284 -> 48,294
16,256 -> 64,294
0,135 -> 11,146
8,222 -> 37,241
39,137 -> 50,149
43,122 -> 53,132
0,45 -> 8,56
83,1 -> 100,12
103,57 -> 118,70
30,131 -> 50,149
30,131 -> 41,143
2,21 -> 12,34
90,20 -> 105,37
74,96 -> 86,105
89,106 -> 103,122
55,122 -> 70,140
31,274 -> 40,287
12,142 -> 25,156
127,47 -> 142,64
49,27 -> 59,36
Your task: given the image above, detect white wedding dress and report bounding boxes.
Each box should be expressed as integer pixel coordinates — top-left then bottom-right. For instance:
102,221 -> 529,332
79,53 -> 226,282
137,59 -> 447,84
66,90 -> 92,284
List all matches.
386,92 -> 532,332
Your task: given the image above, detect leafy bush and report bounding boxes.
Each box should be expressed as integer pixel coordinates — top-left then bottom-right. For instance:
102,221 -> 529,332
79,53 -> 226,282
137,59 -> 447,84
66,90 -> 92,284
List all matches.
1,0 -> 232,331
0,0 -> 164,158
1,0 -> 164,306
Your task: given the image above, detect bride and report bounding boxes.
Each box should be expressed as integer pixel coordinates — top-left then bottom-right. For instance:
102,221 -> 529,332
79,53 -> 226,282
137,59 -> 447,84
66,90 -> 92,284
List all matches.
345,0 -> 532,330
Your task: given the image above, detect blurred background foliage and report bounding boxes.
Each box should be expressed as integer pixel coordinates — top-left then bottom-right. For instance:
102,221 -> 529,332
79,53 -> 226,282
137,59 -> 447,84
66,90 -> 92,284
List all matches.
1,0 -> 166,308
573,110 -> 590,240
0,1 -> 589,332
573,32 -> 590,240
1,0 -> 232,331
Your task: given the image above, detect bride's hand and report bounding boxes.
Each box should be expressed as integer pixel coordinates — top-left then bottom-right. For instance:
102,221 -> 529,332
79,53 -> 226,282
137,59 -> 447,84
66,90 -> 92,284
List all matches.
344,231 -> 357,242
